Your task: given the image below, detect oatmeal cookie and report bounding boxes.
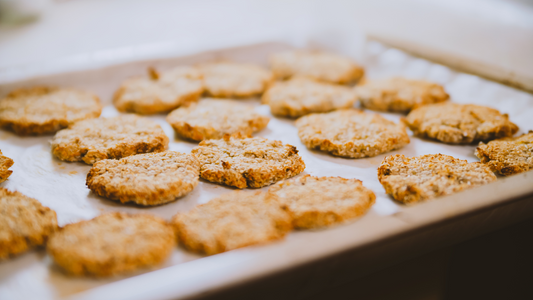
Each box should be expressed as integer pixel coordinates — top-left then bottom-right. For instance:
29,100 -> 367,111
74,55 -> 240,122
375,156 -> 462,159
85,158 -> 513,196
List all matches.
51,115 -> 168,165
269,50 -> 364,84
0,150 -> 13,183
0,188 -> 58,260
191,134 -> 305,188
262,77 -> 357,118
268,175 -> 375,229
0,86 -> 102,135
475,131 -> 533,176
171,191 -> 292,255
199,62 -> 273,98
354,77 -> 449,113
166,98 -> 269,141
113,66 -> 203,114
47,212 -> 174,277
405,103 -> 518,144
87,151 -> 200,206
378,154 -> 497,204
296,109 -> 410,158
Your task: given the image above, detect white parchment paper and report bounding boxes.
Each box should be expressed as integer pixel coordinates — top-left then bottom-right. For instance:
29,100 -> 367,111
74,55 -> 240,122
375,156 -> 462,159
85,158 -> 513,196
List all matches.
0,40 -> 532,300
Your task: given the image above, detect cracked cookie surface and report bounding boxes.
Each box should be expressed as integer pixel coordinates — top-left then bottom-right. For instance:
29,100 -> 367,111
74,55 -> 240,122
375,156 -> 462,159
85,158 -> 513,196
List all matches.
167,98 -> 269,141
0,150 -> 13,183
270,51 -> 364,84
354,77 -> 449,113
262,77 -> 357,118
268,175 -> 375,229
405,103 -> 518,144
171,191 -> 292,255
378,154 -> 497,204
296,109 -> 410,158
47,212 -> 174,277
191,135 -> 305,188
475,131 -> 533,176
199,62 -> 273,98
0,86 -> 102,135
87,151 -> 200,206
0,188 -> 58,260
113,66 -> 203,114
51,115 -> 168,165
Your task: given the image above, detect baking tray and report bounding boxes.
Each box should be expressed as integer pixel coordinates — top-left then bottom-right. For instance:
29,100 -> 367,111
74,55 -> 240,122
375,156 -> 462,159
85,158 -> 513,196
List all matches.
0,40 -> 532,300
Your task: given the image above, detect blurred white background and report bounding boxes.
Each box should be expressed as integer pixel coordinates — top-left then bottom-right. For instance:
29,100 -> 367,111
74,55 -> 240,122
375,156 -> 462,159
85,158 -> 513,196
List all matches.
1,0 -> 532,88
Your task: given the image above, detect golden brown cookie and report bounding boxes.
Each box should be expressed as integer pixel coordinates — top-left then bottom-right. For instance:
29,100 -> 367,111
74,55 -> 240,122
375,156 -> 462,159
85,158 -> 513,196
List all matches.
51,114 -> 168,165
87,151 -> 200,206
354,77 -> 449,113
405,103 -> 518,144
269,50 -> 364,84
171,191 -> 292,255
0,188 -> 58,260
378,154 -> 497,204
0,86 -> 102,135
191,134 -> 305,188
199,62 -> 273,98
296,109 -> 410,158
166,98 -> 270,141
475,131 -> 533,176
47,212 -> 175,277
0,150 -> 13,183
268,175 -> 375,229
113,66 -> 203,115
262,77 -> 357,118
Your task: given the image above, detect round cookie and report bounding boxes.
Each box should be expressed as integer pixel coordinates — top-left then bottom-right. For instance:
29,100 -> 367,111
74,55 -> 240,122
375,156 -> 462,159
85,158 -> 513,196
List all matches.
166,98 -> 270,141
47,212 -> 175,277
354,77 -> 449,113
269,50 -> 364,84
295,109 -> 410,158
51,114 -> 169,165
0,188 -> 58,260
268,175 -> 375,229
199,62 -> 273,98
0,150 -> 14,183
475,131 -> 533,176
113,66 -> 204,115
191,134 -> 305,188
0,86 -> 102,136
378,154 -> 497,204
171,191 -> 292,255
405,102 -> 518,144
87,151 -> 200,206
262,77 -> 357,118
